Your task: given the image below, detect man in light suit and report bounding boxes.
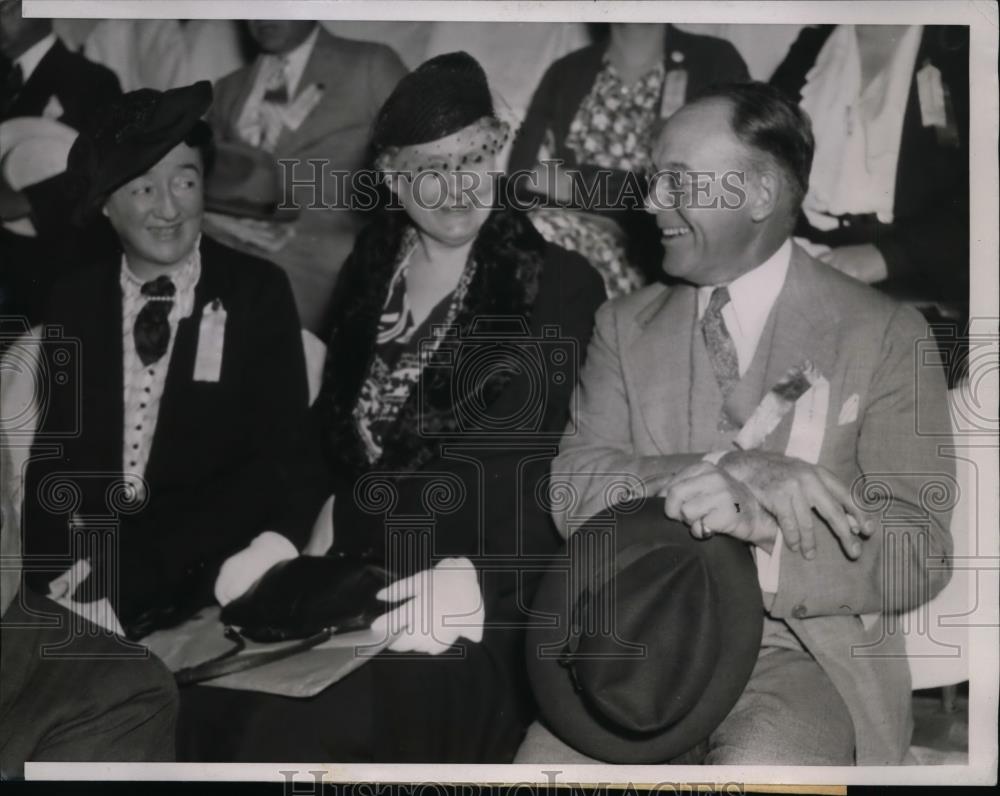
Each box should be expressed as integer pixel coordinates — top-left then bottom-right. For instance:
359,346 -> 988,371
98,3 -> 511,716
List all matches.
544,82 -> 954,765
207,20 -> 407,332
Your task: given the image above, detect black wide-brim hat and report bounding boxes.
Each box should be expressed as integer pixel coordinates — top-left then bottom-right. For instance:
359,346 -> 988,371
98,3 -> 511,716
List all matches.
526,498 -> 763,763
66,80 -> 213,223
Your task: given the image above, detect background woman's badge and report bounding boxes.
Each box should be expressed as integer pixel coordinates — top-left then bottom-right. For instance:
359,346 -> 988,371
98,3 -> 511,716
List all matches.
659,69 -> 688,119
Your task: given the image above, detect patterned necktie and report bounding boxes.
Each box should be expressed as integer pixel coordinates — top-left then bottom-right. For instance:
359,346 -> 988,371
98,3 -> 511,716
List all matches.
262,56 -> 290,104
134,276 -> 176,366
701,286 -> 740,398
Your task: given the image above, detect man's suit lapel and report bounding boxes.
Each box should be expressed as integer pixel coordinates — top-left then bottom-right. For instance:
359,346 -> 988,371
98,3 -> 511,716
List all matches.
226,58 -> 265,139
275,32 -> 353,155
627,285 -> 697,455
7,40 -> 62,118
755,246 -> 840,452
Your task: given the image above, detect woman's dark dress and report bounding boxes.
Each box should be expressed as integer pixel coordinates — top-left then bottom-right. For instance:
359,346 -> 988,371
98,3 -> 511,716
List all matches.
177,207 -> 605,762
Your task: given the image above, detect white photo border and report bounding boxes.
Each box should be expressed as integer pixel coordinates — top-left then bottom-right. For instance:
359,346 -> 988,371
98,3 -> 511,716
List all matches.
20,0 -> 1000,788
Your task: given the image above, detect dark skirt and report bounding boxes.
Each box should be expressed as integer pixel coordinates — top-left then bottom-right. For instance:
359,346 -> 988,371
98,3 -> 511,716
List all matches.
176,638 -> 530,763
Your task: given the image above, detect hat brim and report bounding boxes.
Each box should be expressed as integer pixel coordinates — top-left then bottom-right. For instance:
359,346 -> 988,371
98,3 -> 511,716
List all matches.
74,82 -> 213,222
525,500 -> 763,763
0,117 -> 78,159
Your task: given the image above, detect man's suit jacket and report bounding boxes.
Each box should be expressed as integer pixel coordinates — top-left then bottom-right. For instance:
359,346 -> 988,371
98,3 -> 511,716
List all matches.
0,589 -> 177,777
21,236 -> 310,637
552,245 -> 955,763
1,38 -> 121,127
208,29 -> 407,332
770,25 -> 969,304
1,39 -> 121,322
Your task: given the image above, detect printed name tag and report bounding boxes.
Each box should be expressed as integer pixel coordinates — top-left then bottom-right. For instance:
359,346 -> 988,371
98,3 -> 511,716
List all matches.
785,375 -> 830,465
916,62 -> 947,128
659,69 -> 688,120
193,300 -> 226,382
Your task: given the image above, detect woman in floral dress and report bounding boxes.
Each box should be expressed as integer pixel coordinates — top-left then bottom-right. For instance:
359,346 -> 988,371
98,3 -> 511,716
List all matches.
509,23 -> 749,297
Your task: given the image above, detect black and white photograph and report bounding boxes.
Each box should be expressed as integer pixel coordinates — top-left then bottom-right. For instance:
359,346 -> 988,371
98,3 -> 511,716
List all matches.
0,0 -> 997,789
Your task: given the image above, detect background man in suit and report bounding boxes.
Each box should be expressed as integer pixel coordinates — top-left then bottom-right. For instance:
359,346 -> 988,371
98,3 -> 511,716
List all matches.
0,0 -> 120,127
20,81 -> 310,640
0,0 -> 121,323
206,20 -> 407,333
547,83 -> 954,764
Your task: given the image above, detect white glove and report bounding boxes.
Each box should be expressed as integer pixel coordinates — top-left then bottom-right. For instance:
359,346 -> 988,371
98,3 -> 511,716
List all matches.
370,557 -> 485,655
213,531 -> 298,607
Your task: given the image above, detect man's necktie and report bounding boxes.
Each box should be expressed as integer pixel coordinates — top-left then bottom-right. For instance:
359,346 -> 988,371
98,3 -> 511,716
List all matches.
701,286 -> 740,398
262,57 -> 290,104
1,62 -> 24,113
134,276 -> 176,366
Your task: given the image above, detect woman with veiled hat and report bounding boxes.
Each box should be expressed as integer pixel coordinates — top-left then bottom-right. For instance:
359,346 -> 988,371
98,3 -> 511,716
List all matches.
181,51 -> 606,763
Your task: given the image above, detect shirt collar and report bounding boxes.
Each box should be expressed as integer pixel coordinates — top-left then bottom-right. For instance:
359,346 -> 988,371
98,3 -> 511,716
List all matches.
276,25 -> 320,98
120,236 -> 203,320
697,238 -> 792,344
15,32 -> 57,82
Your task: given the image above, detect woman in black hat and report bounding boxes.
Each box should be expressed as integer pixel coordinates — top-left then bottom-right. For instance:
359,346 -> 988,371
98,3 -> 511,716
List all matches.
181,51 -> 606,763
20,81 -> 311,640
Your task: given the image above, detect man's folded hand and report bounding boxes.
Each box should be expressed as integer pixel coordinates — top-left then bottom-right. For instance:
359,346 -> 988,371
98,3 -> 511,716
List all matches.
662,461 -> 782,552
718,450 -> 874,560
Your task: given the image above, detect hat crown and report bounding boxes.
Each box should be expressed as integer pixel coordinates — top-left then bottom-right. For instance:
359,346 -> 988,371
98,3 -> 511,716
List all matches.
570,543 -> 720,733
526,499 -> 764,763
372,51 -> 495,151
65,81 -> 213,224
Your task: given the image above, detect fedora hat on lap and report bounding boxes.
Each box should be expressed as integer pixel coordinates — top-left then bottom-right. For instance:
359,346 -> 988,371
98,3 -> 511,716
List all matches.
525,497 -> 763,763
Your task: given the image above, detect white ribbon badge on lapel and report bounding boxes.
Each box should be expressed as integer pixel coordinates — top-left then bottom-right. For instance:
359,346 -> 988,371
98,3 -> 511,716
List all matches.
659,69 -> 688,119
193,299 -> 227,382
732,361 -> 830,593
279,83 -> 324,132
734,361 -> 823,451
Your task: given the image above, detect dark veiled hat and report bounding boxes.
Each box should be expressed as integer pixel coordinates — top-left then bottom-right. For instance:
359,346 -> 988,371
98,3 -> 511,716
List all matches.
66,80 -> 213,223
371,51 -> 496,152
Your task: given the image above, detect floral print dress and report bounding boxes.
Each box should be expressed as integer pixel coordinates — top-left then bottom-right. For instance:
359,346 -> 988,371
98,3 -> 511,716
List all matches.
353,230 -> 477,464
530,56 -> 664,299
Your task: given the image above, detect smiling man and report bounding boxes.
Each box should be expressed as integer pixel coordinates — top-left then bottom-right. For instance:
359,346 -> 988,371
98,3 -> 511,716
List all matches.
538,82 -> 955,765
20,82 -> 310,640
